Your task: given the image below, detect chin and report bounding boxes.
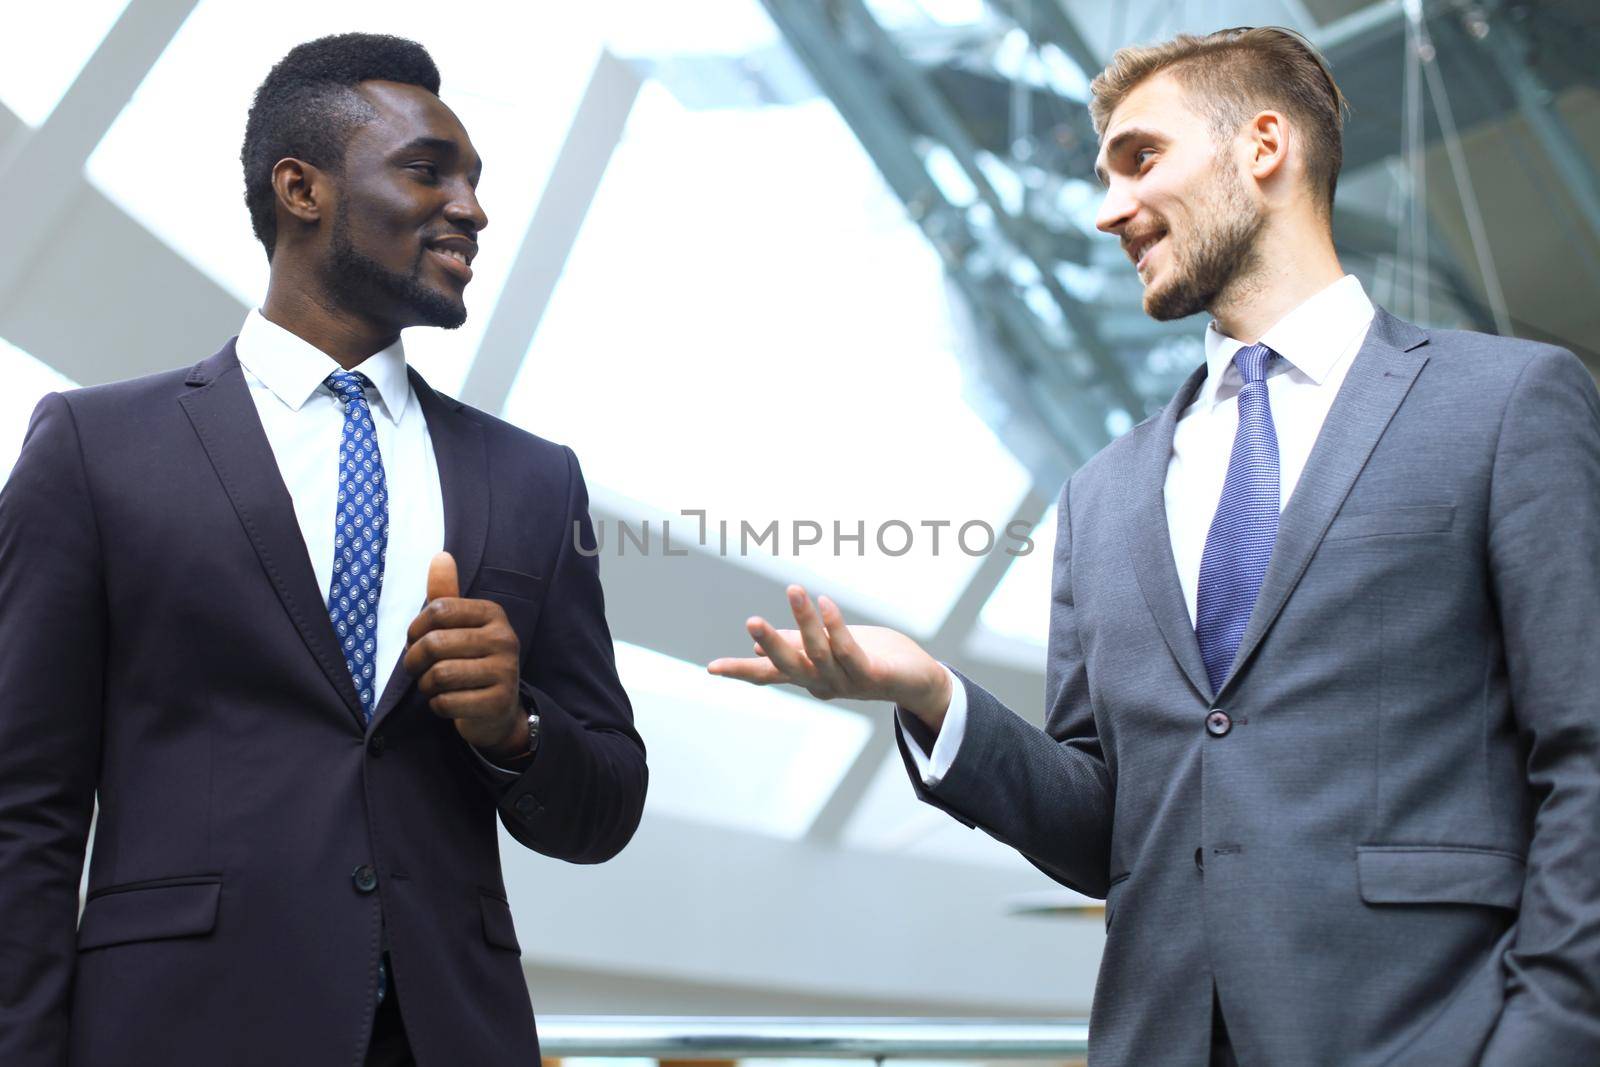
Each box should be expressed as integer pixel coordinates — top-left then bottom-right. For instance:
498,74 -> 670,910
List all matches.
408,290 -> 469,330
1143,276 -> 1207,322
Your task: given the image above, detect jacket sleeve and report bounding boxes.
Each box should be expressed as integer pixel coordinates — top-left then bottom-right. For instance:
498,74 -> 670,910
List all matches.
0,394 -> 106,1064
1480,347 -> 1600,1064
894,476 -> 1114,898
493,445 -> 647,864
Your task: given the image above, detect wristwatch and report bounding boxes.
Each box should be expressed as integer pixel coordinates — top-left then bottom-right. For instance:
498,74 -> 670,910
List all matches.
504,707 -> 541,765
491,695 -> 541,768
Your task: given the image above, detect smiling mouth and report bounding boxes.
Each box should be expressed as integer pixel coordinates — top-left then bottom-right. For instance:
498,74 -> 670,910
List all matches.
1130,231 -> 1167,276
427,246 -> 473,283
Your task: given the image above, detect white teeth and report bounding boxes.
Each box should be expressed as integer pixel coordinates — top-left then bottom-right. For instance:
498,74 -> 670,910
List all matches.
434,248 -> 468,265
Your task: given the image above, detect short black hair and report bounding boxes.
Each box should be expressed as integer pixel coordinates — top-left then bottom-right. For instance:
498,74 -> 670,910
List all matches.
241,33 -> 441,260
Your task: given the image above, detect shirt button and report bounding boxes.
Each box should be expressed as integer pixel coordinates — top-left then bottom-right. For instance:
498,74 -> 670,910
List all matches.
352,865 -> 379,893
1205,710 -> 1232,737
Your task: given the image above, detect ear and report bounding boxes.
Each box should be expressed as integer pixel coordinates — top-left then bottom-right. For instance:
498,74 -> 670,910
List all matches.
270,157 -> 329,226
1245,110 -> 1289,183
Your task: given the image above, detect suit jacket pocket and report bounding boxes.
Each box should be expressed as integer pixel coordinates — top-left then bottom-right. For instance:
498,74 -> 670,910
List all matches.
1356,846 -> 1524,910
474,566 -> 543,601
78,876 -> 222,950
1324,504 -> 1455,542
479,891 -> 522,953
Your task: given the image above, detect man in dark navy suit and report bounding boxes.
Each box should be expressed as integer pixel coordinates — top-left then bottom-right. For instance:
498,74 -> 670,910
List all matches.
0,33 -> 646,1066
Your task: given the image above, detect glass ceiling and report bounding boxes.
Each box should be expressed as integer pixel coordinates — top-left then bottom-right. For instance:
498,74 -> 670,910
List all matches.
617,641 -> 871,839
0,335 -> 79,486
0,0 -> 131,127
974,503 -> 1058,653
505,79 -> 1034,638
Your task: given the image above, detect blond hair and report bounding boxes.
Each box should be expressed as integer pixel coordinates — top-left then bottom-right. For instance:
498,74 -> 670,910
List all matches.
1089,27 -> 1349,215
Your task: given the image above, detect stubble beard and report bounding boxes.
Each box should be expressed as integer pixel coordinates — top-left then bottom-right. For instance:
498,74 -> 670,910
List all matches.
323,201 -> 468,330
1144,158 -> 1265,322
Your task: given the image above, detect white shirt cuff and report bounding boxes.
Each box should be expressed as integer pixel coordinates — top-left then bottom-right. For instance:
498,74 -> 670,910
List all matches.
898,664 -> 968,788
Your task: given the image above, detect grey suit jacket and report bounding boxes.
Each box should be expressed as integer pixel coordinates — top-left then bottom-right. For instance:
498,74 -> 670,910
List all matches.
899,309 -> 1600,1066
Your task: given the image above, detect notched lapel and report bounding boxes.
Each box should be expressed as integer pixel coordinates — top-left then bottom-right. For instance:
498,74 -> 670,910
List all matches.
178,340 -> 367,727
1222,309 -> 1430,695
370,370 -> 490,728
1126,363 -> 1214,702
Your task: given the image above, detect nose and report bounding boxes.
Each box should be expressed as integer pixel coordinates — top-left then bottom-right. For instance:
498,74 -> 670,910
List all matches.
1095,180 -> 1137,236
445,181 -> 488,234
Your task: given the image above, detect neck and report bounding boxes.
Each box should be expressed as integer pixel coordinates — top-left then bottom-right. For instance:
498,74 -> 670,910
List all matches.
261,274 -> 400,370
1208,215 -> 1345,343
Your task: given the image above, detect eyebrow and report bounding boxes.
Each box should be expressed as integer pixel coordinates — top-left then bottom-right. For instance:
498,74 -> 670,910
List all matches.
1094,127 -> 1166,187
393,135 -> 483,182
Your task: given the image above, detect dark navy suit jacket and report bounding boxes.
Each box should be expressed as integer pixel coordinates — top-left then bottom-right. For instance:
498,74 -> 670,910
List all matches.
0,339 -> 647,1066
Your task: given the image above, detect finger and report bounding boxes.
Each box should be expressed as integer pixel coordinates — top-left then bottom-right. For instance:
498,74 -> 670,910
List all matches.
707,656 -> 786,685
789,586 -> 833,669
748,615 -> 813,679
818,595 -> 869,680
427,550 -> 459,602
428,685 -> 505,719
406,597 -> 499,645
403,625 -> 515,676
418,657 -> 502,698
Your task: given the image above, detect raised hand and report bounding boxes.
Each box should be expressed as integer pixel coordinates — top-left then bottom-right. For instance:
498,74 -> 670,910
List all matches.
402,551 -> 529,759
707,584 -> 953,730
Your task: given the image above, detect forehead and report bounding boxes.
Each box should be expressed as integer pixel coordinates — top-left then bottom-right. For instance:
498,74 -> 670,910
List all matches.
348,80 -> 478,159
1094,73 -> 1208,170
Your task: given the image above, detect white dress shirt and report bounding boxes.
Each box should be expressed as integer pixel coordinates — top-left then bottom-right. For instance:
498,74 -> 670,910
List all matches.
233,308 -> 446,710
906,275 -> 1377,784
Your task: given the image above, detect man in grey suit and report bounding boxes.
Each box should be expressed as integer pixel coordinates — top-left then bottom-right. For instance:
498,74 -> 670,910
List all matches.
711,27 -> 1600,1066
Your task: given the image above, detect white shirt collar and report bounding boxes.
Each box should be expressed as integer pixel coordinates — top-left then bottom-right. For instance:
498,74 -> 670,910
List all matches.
234,307 -> 411,425
1198,274 -> 1374,407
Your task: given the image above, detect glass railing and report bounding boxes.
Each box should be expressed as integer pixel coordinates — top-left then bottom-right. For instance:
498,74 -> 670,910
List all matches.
538,1017 -> 1090,1059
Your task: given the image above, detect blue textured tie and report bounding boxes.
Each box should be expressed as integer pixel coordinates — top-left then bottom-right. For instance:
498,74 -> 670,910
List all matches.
1195,343 -> 1280,695
324,370 -> 389,722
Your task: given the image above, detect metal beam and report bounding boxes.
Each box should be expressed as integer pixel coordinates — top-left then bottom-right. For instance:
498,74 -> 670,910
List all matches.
458,51 -> 642,414
1473,13 -> 1600,252
0,0 -> 198,307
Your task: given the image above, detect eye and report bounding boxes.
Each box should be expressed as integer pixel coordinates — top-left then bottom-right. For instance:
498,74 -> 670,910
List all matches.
407,162 -> 439,182
1135,148 -> 1157,169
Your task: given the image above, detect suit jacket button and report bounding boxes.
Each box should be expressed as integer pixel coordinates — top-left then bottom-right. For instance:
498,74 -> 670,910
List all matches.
367,734 -> 386,757
352,865 -> 379,893
1205,710 -> 1232,737
514,794 -> 539,817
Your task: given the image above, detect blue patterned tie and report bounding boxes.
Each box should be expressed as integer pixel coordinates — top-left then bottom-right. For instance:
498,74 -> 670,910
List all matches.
1195,343 -> 1280,695
324,370 -> 389,722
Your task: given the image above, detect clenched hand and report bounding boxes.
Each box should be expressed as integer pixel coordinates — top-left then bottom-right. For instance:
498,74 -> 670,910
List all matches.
403,551 -> 529,759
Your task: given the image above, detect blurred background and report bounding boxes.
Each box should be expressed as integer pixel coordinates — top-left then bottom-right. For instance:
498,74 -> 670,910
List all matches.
3,0 -> 1597,1043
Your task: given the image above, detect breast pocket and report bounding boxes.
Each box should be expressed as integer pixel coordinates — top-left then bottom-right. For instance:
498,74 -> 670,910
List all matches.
473,566 -> 543,600
1324,504 -> 1455,542
472,566 -> 546,648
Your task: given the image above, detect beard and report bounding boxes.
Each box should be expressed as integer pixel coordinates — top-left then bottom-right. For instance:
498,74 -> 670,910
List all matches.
323,201 -> 467,330
1144,158 -> 1265,322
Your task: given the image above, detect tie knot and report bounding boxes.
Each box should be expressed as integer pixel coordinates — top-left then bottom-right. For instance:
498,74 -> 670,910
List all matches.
1233,343 -> 1276,385
325,370 -> 373,405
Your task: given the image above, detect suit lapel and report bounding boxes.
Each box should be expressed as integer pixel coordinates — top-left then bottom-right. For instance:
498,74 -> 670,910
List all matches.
1126,362 -> 1215,703
369,369 -> 489,728
179,341 -> 367,728
1219,308 -> 1430,696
